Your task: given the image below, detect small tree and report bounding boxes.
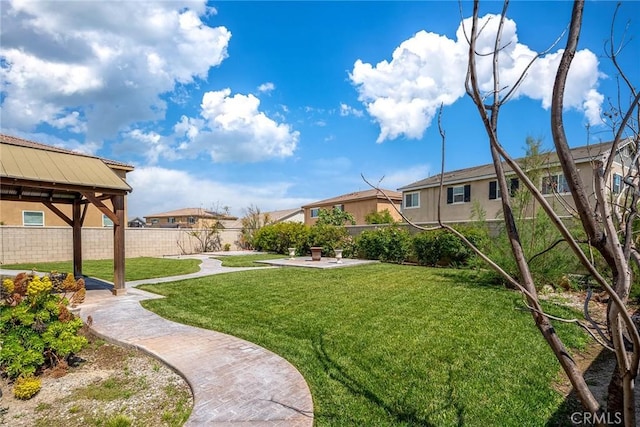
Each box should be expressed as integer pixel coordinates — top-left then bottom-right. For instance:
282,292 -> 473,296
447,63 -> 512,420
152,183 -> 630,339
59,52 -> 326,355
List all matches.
187,220 -> 222,253
316,207 -> 356,226
239,205 -> 271,249
364,209 -> 396,224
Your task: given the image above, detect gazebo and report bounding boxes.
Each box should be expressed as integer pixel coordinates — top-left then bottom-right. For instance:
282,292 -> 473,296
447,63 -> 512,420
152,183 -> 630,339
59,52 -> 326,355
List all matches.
0,135 -> 133,295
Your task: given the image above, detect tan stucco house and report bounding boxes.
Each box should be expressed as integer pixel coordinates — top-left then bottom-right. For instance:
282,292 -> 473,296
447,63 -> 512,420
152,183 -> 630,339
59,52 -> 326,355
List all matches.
302,189 -> 402,226
0,134 -> 134,228
145,208 -> 237,229
398,141 -> 630,225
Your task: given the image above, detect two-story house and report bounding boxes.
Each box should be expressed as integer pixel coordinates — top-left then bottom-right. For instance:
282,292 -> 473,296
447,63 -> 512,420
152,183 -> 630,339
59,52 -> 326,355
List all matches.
302,189 -> 402,226
144,208 -> 237,228
398,141 -> 630,225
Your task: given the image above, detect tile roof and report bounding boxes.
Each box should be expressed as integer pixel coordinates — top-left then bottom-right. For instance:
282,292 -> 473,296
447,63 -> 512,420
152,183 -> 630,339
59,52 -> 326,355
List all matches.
224,208 -> 304,228
0,133 -> 134,170
302,188 -> 401,208
145,207 -> 237,220
399,141 -> 616,191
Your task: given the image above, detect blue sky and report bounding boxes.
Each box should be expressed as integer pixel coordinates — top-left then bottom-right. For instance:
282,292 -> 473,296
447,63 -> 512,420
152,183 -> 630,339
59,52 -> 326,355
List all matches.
1,1 -> 638,219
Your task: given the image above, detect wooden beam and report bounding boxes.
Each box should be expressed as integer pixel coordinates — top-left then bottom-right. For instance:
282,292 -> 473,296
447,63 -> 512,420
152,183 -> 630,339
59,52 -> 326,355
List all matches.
81,191 -> 119,225
43,202 -> 73,227
72,201 -> 83,278
112,195 -> 126,295
0,194 -> 78,204
3,177 -> 129,195
80,203 -> 88,226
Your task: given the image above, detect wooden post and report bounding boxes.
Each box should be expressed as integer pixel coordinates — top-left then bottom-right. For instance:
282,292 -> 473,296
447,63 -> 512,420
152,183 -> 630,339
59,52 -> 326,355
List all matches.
112,195 -> 126,295
72,200 -> 83,278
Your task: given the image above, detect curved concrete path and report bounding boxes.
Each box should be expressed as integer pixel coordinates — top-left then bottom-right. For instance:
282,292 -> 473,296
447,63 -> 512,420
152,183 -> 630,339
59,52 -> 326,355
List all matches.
2,255 -> 314,426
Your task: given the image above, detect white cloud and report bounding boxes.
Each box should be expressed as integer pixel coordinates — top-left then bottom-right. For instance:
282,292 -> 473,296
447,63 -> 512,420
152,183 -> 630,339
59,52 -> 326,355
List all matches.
257,82 -> 275,94
112,89 -> 299,164
351,13 -> 604,143
0,0 -> 231,140
171,88 -> 299,162
339,103 -> 364,117
127,166 -> 312,218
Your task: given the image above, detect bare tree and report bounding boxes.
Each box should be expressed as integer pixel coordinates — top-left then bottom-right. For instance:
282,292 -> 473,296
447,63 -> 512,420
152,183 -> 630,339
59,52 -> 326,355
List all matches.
239,204 -> 271,249
366,0 -> 639,424
464,0 -> 639,424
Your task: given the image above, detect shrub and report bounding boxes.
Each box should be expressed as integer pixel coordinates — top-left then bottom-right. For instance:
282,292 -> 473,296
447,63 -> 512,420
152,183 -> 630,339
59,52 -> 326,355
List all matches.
308,224 -> 353,257
13,374 -> 42,400
413,226 -> 487,267
252,222 -> 310,255
482,210 -> 584,289
0,273 -> 87,380
355,226 -> 412,264
315,207 -> 355,226
364,209 -> 396,224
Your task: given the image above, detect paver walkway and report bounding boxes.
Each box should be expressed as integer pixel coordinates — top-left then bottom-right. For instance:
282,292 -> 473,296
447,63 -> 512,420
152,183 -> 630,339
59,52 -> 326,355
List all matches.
1,255 -> 314,426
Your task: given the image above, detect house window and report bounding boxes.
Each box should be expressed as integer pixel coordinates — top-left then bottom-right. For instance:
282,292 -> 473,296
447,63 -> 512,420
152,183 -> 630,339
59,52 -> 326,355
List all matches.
188,216 -> 196,224
447,185 -> 471,204
168,217 -> 176,223
489,181 -> 502,200
542,173 -> 570,194
102,214 -> 114,227
404,192 -> 420,209
151,219 -> 159,224
310,208 -> 320,218
612,174 -> 623,194
489,178 -> 519,200
334,204 -> 344,211
23,211 -> 44,227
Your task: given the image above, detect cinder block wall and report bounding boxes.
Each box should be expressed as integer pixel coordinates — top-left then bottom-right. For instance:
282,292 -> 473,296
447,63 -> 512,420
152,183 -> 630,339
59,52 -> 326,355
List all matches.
0,226 -> 243,264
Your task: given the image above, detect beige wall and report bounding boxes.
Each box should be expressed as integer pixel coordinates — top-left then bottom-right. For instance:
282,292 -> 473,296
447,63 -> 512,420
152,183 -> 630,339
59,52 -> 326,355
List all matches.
0,200 -> 117,228
402,163 -> 625,224
304,199 -> 401,225
0,226 -> 243,265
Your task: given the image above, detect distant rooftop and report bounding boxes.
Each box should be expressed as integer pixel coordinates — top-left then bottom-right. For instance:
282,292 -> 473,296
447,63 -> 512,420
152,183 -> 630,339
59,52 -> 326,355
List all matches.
145,207 -> 237,220
399,141 -> 619,191
302,189 -> 401,208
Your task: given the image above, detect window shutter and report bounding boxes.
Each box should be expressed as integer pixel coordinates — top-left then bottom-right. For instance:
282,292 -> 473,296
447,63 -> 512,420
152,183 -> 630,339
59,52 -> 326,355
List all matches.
464,184 -> 471,202
447,187 -> 453,204
489,181 -> 497,200
510,178 -> 519,196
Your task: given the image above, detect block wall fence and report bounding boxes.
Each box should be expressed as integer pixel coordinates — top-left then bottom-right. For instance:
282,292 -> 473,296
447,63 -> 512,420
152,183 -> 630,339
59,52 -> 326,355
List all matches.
0,226 -> 243,265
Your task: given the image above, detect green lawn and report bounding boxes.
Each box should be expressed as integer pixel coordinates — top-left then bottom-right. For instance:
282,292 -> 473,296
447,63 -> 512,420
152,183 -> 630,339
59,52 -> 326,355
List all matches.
212,253 -> 285,267
139,264 -> 586,426
2,257 -> 201,282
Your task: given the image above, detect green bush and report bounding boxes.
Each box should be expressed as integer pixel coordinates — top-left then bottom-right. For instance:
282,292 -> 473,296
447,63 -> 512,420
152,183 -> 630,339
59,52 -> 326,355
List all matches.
0,273 -> 87,380
308,224 -> 353,257
355,226 -> 412,264
364,209 -> 396,224
482,210 -> 584,289
413,226 -> 487,267
252,222 -> 310,255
